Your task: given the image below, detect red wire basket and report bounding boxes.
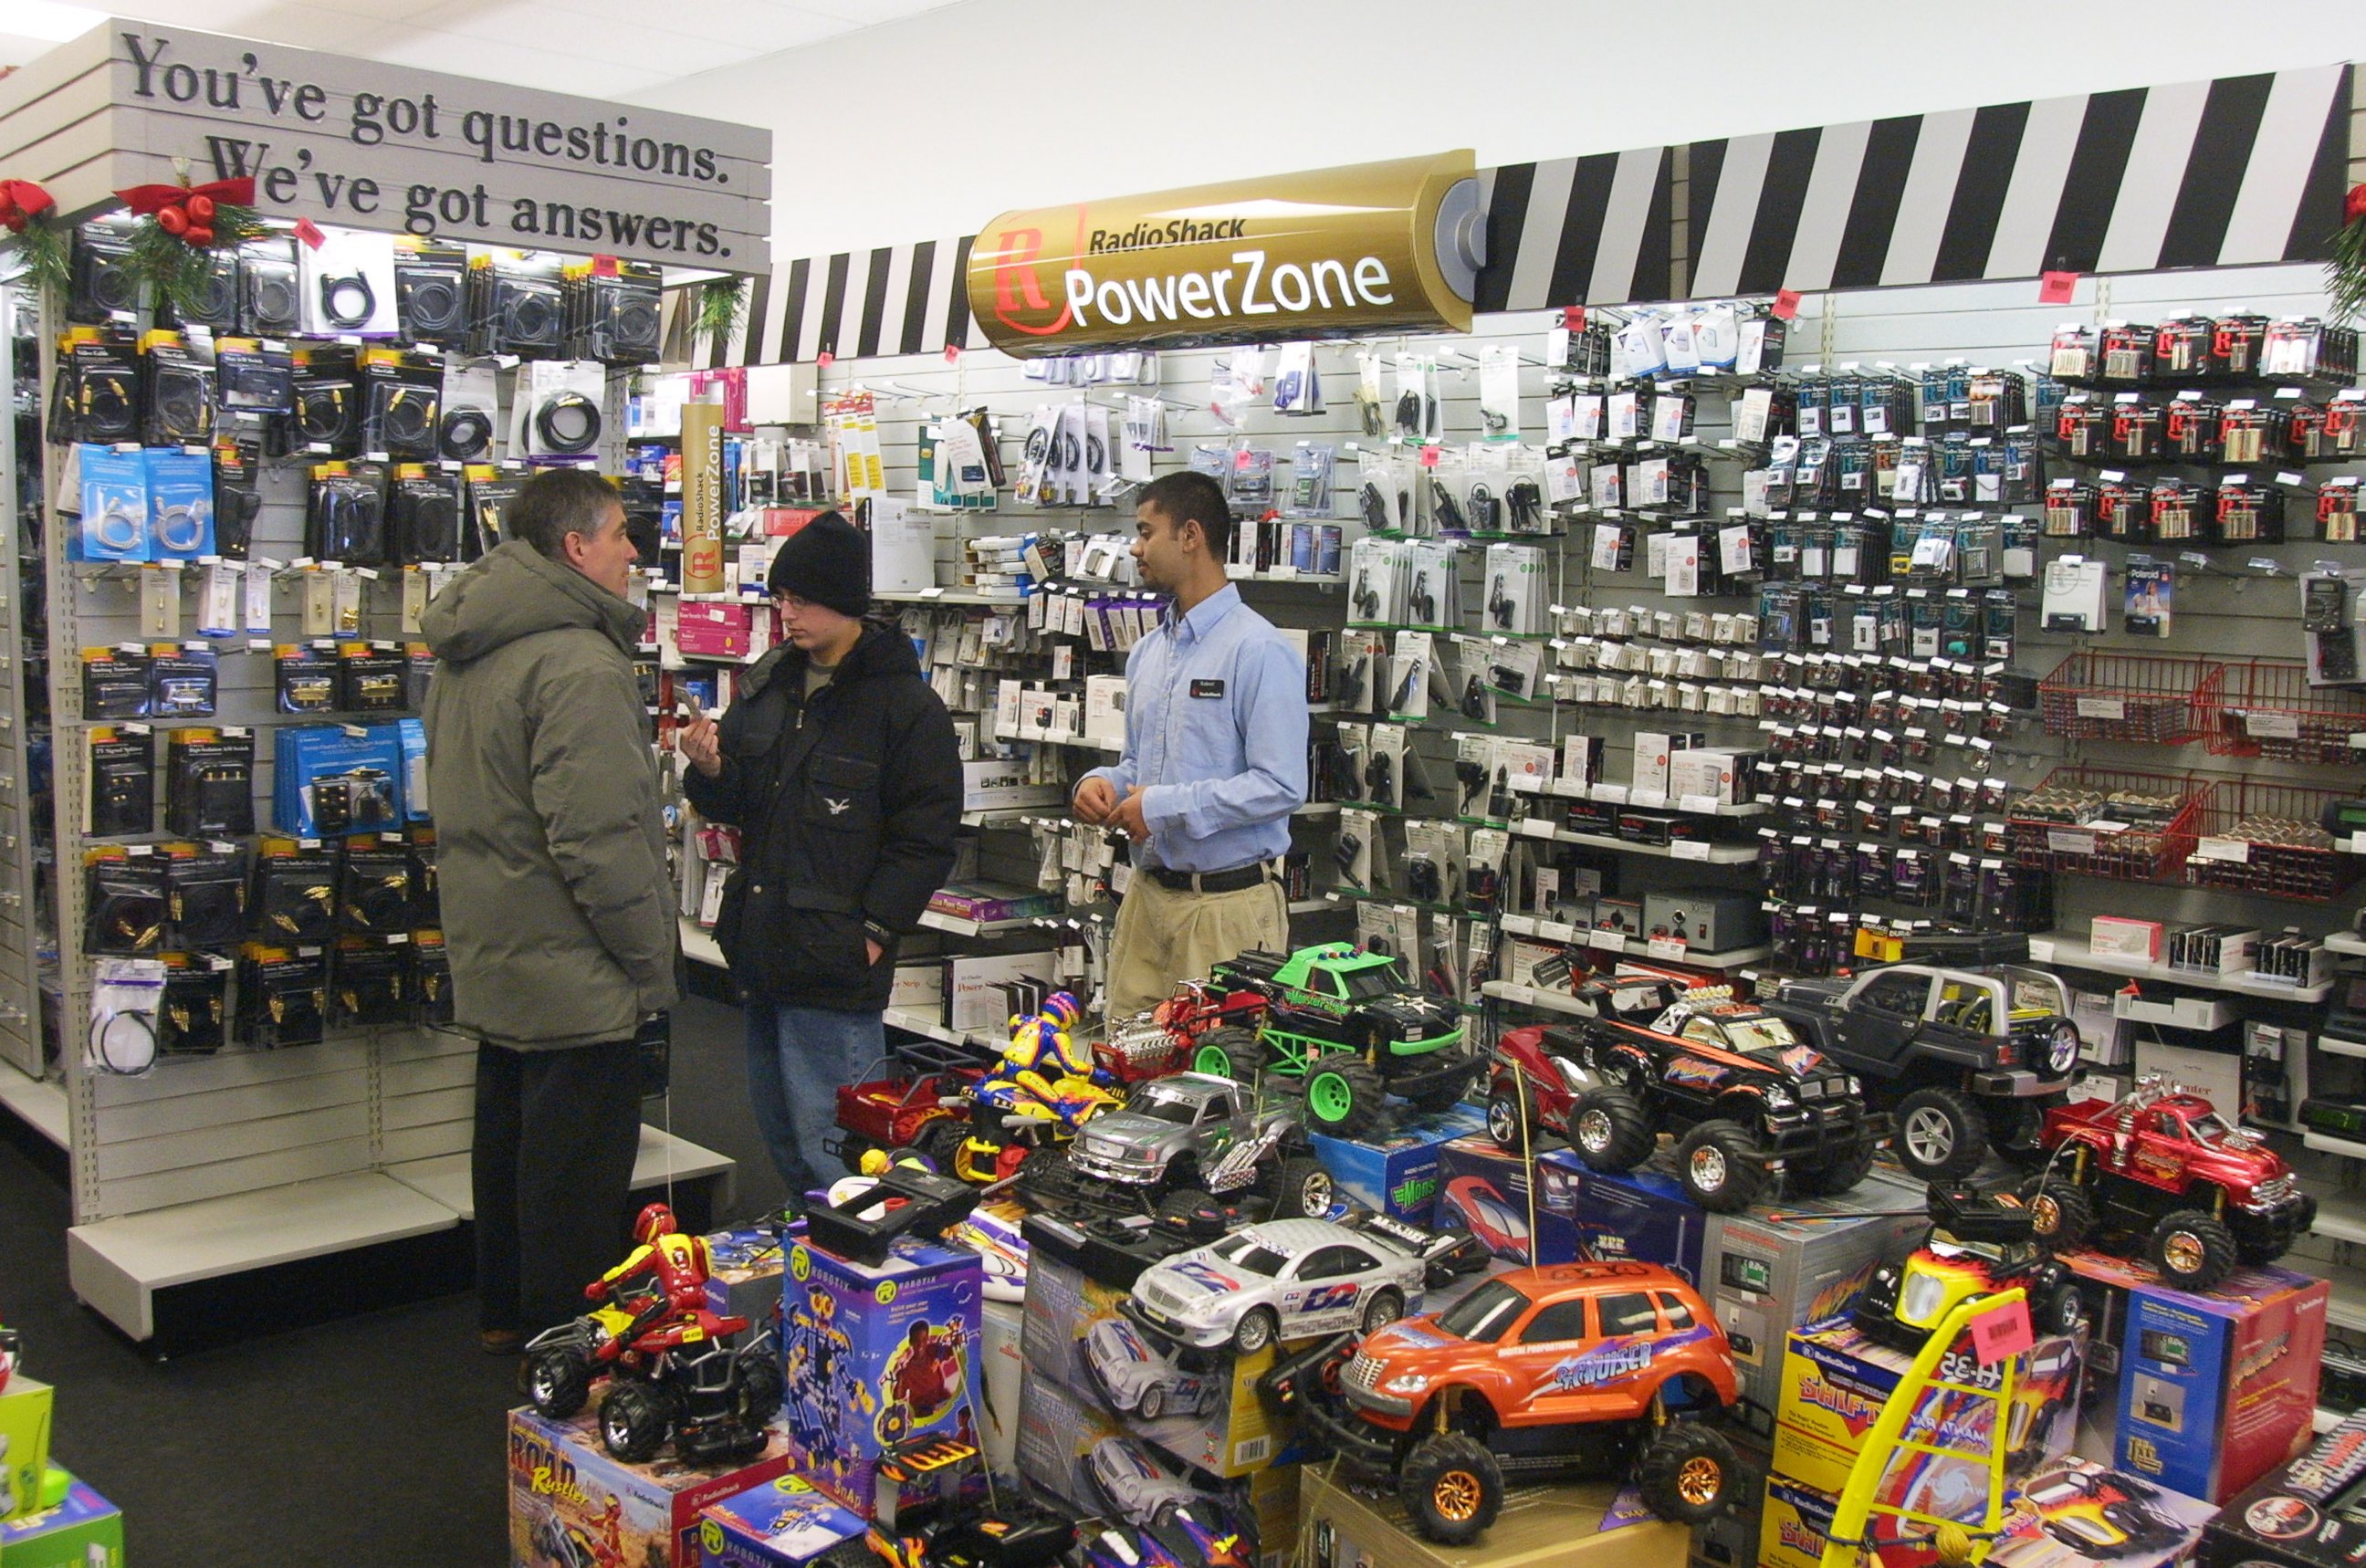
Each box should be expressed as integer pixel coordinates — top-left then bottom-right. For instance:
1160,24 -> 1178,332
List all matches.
2036,652 -> 2214,745
2006,766 -> 2208,883
2196,658 -> 2366,766
2185,775 -> 2361,903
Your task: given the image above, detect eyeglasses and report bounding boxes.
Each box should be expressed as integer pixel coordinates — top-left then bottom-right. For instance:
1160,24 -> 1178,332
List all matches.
773,591 -> 818,614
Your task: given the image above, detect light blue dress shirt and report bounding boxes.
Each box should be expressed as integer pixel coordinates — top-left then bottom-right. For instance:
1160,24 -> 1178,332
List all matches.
1084,584 -> 1310,873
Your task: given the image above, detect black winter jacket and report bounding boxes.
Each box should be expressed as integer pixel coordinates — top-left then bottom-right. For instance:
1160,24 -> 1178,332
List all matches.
684,622 -> 961,1010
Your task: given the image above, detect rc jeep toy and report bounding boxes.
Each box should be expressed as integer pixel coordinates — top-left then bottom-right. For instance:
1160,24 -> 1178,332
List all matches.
1767,948 -> 2080,1181
1188,944 -> 1482,1136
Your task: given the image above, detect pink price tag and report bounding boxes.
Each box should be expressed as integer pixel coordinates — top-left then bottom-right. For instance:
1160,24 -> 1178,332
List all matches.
292,217 -> 327,251
816,350 -> 834,368
1562,305 -> 1586,331
591,254 -> 619,277
1968,1297 -> 2033,1365
1419,444 -> 1441,469
2039,271 -> 2079,305
1772,289 -> 1802,321
943,343 -> 961,363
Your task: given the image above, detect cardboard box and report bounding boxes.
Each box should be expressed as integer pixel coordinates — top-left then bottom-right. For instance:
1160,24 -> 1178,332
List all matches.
980,1300 -> 1022,1479
702,1225 -> 789,1327
2091,915 -> 2164,961
958,761 -> 1065,812
695,1475 -> 867,1567
1690,1437 -> 1769,1568
1697,1168 -> 1928,1414
1310,1103 -> 1486,1223
1770,1458 -> 2212,1568
1435,1138 -> 1706,1281
1020,1247 -> 1132,1398
1300,1465 -> 1684,1568
676,601 -> 755,658
779,1238 -> 985,1519
943,949 -> 1057,1035
0,1380 -> 51,1524
1014,1372 -> 1125,1515
2201,1406 -> 2366,1568
0,1469 -> 123,1568
507,1406 -> 795,1568
888,963 -> 942,1019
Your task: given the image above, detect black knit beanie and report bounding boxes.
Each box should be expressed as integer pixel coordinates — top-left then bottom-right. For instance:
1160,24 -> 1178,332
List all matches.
765,511 -> 870,617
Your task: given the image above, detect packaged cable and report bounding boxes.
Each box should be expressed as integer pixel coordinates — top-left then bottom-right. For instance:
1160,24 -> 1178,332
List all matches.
86,725 -> 155,837
237,943 -> 328,1048
163,841 -> 248,950
164,727 -> 256,836
84,847 -> 167,955
157,954 -> 230,1054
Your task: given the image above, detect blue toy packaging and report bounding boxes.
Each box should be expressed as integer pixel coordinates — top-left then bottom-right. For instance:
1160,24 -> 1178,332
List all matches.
1309,1103 -> 1483,1223
702,1224 -> 790,1327
1434,1136 -> 1704,1280
779,1238 -> 985,1520
506,1405 -> 793,1568
0,1469 -> 124,1568
73,444 -> 149,562
143,444 -> 215,560
695,1474 -> 866,1568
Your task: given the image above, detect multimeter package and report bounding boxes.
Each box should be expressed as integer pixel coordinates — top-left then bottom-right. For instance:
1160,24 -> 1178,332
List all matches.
74,442 -> 151,561
290,344 -> 361,456
393,239 -> 469,347
274,722 -> 404,837
360,349 -> 443,460
389,467 -> 465,563
438,358 -> 500,461
165,727 -> 257,837
143,444 -> 215,560
86,726 -> 155,836
140,332 -> 217,446
515,359 -> 607,459
300,227 -> 399,337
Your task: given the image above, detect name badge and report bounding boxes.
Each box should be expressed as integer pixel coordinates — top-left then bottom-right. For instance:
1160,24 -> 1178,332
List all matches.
1189,678 -> 1226,698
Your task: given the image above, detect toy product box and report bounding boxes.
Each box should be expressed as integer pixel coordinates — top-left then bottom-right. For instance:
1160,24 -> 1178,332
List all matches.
1019,1246 -> 1131,1398
2199,1406 -> 2366,1568
0,1469 -> 123,1568
1772,1318 -> 2083,1497
1302,1465 -> 1681,1568
1698,1167 -> 1929,1415
979,1299 -> 1022,1479
506,1406 -> 794,1568
0,1378 -> 52,1524
1309,1103 -> 1485,1223
703,1225 -> 790,1327
2059,1252 -> 2326,1503
1768,1456 -> 2210,1568
778,1237 -> 985,1519
1014,1371 -> 1125,1515
1436,1137 -> 1705,1281
695,1474 -> 867,1568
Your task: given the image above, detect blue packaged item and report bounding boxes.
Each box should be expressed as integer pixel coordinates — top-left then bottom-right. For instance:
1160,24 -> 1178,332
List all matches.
696,1475 -> 867,1567
273,722 -> 404,837
396,716 -> 429,821
1310,1103 -> 1484,1222
75,443 -> 150,561
144,444 -> 215,559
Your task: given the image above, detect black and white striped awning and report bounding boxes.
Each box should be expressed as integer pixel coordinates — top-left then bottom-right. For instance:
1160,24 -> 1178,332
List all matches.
694,62 -> 2354,368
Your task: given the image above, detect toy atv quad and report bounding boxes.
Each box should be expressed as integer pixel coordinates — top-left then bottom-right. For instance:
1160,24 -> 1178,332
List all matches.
1193,944 -> 1482,1137
1849,1184 -> 2084,1353
947,993 -> 1121,1184
523,1290 -> 782,1465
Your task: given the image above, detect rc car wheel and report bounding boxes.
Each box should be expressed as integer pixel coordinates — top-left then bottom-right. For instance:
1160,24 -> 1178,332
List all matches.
525,1346 -> 592,1419
1567,1088 -> 1654,1172
1675,1120 -> 1766,1213
916,1116 -> 968,1176
1637,1423 -> 1739,1525
1301,1060 -> 1386,1137
599,1381 -> 675,1464
2025,1179 -> 2096,1249
2038,1282 -> 2085,1338
1786,1135 -> 1876,1198
1399,1432 -> 1502,1545
737,1356 -> 785,1425
1268,1156 -> 1335,1220
1232,1307 -> 1280,1356
1157,1188 -> 1229,1239
1138,1383 -> 1165,1421
811,1546 -> 874,1568
1484,1088 -> 1529,1150
1361,1288 -> 1405,1335
1193,1026 -> 1262,1082
2148,1209 -> 2237,1291
1893,1087 -> 1990,1182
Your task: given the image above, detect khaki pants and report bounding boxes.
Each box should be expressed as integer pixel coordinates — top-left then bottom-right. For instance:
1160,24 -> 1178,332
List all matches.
1104,870 -> 1289,1020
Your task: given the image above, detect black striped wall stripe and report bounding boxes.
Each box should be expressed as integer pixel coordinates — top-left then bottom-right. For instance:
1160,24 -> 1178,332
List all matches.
696,63 -> 2353,367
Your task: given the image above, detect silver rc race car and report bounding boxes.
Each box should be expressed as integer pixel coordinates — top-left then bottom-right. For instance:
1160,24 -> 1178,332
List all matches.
1085,1316 -> 1224,1420
1122,1214 -> 1483,1355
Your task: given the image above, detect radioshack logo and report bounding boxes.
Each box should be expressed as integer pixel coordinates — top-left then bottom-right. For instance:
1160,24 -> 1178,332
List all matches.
984,214 -> 1087,338
1795,1374 -> 1880,1435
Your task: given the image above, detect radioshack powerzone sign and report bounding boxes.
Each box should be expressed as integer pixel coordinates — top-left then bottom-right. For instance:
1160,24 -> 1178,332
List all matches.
967,152 -> 1483,355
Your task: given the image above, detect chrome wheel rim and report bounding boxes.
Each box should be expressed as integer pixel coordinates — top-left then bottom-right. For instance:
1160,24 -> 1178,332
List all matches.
1690,1144 -> 1728,1191
1903,1107 -> 1957,1167
1678,1456 -> 1722,1507
1301,1171 -> 1335,1213
1487,1099 -> 1516,1143
2162,1231 -> 2205,1275
1576,1108 -> 1615,1154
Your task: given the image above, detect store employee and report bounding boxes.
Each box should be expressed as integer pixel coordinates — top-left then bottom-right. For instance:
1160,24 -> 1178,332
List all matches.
1075,470 -> 1309,1019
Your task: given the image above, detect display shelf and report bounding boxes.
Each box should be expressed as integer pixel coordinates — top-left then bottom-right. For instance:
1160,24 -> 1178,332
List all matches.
918,908 -> 1042,938
1539,779 -> 1769,817
883,1008 -> 972,1047
959,806 -> 1044,828
1287,898 -> 1338,915
1510,818 -> 1761,864
2027,934 -> 2333,1005
1296,801 -> 1344,818
0,1057 -> 68,1151
2319,1033 -> 2366,1061
2312,1188 -> 2366,1246
2307,1131 -> 2366,1163
384,1125 -> 735,1224
2325,930 -> 2366,956
875,588 -> 1031,606
680,916 -> 724,969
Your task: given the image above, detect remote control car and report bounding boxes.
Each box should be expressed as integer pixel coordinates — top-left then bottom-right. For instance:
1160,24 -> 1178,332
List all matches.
1084,1436 -> 1252,1539
1086,1318 -> 1225,1420
1272,1260 -> 1741,1544
1094,979 -> 1269,1084
832,1035 -> 994,1173
2025,1466 -> 2187,1560
1051,1071 -> 1333,1218
1767,951 -> 2082,1181
1125,1214 -> 1475,1355
1190,943 -> 1483,1136
1073,1502 -> 1253,1568
1850,1185 -> 2084,1354
2023,1075 -> 2315,1291
1489,987 -> 1889,1210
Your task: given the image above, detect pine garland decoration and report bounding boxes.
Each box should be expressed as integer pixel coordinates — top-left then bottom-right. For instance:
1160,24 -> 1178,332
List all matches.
126,200 -> 266,319
0,180 -> 68,297
2332,184 -> 2366,325
696,277 -> 747,349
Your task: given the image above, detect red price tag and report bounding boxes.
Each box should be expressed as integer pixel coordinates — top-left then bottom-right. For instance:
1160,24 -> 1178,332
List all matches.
292,217 -> 327,251
2039,271 -> 2079,305
1419,444 -> 1441,469
1772,289 -> 1802,321
1562,305 -> 1586,331
943,343 -> 961,363
1969,1297 -> 2034,1365
591,254 -> 619,277
816,350 -> 833,368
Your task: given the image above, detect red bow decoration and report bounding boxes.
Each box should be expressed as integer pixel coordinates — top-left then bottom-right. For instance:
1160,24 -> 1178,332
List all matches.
113,175 -> 253,248
2347,183 -> 2366,226
0,179 -> 54,235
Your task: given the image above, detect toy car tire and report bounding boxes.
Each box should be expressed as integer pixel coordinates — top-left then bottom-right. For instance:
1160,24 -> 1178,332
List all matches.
917,1117 -> 968,1175
1786,1134 -> 1876,1198
1401,1071 -> 1478,1114
1893,1086 -> 1990,1182
599,1381 -> 675,1464
1675,1120 -> 1766,1213
1232,1306 -> 1280,1356
1638,1423 -> 1740,1525
2147,1208 -> 2236,1291
1359,1287 -> 1405,1335
1301,1060 -> 1386,1137
812,1545 -> 874,1568
1567,1088 -> 1655,1173
1399,1432 -> 1502,1545
1483,1087 -> 1530,1150
1191,1025 -> 1262,1082
1138,1384 -> 1166,1420
525,1346 -> 592,1420
1267,1156 -> 1335,1220
2037,1282 -> 2085,1338
738,1355 -> 785,1425
2024,1178 -> 2096,1249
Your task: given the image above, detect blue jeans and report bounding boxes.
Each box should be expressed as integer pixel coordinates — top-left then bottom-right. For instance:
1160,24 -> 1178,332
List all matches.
744,998 -> 883,1202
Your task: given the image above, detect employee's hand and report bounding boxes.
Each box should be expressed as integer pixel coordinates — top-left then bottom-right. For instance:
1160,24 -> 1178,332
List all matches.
679,706 -> 722,778
1073,776 -> 1116,825
865,938 -> 884,966
1110,785 -> 1150,842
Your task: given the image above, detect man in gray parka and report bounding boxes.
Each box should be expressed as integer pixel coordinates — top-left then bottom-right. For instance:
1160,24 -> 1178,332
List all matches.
423,468 -> 676,1353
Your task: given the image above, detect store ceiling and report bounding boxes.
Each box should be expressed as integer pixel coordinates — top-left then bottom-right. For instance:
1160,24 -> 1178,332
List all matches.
0,0 -> 968,96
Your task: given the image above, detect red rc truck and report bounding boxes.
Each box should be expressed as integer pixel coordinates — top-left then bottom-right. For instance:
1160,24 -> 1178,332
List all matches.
832,1036 -> 997,1172
2023,1075 -> 2316,1292
1093,980 -> 1269,1084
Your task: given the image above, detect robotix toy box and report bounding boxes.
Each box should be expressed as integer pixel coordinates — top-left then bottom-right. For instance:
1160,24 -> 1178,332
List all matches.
1771,1318 -> 2083,1499
506,1406 -> 794,1568
1698,1167 -> 1929,1416
778,1238 -> 985,1520
0,1378 -> 52,1524
1436,1136 -> 1704,1280
2060,1251 -> 2326,1504
701,1225 -> 790,1328
694,1474 -> 867,1568
1301,1465 -> 1682,1568
1309,1103 -> 1485,1224
273,722 -> 406,837
2199,1406 -> 2366,1568
0,1469 -> 123,1568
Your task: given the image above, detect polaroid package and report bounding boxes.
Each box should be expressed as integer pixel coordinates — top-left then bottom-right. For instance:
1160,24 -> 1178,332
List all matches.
359,349 -> 443,460
392,238 -> 468,347
68,214 -> 143,322
290,344 -> 361,456
84,848 -> 166,956
164,842 -> 247,951
81,644 -> 153,719
76,442 -> 151,562
158,953 -> 231,1054
86,726 -> 155,837
471,252 -> 564,357
239,233 -> 301,337
211,434 -> 263,559
144,444 -> 215,560
141,330 -> 218,446
149,642 -> 220,719
514,359 -> 607,458
165,727 -> 257,837
238,943 -> 328,1048
388,467 -> 465,563
308,463 -> 387,565
300,227 -> 400,336
439,357 -> 500,461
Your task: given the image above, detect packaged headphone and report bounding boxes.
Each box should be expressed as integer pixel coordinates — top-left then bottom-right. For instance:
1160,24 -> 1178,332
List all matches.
240,234 -> 302,337
68,216 -> 142,323
393,239 -> 468,347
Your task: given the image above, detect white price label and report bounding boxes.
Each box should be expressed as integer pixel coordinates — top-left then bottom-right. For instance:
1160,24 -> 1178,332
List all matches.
1588,928 -> 1629,952
1647,936 -> 1689,961
2194,836 -> 2252,863
2244,710 -> 2302,739
2047,830 -> 2098,856
1679,794 -> 1722,815
1669,839 -> 1713,862
2075,696 -> 2127,721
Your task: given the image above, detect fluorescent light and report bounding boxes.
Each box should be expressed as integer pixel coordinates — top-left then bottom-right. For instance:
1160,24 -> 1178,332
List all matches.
5,1 -> 105,42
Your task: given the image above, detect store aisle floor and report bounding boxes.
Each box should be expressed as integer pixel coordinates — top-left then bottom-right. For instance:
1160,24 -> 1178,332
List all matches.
0,993 -> 768,1568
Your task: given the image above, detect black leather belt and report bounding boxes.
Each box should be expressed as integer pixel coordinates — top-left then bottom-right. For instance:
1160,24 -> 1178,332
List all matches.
1146,861 -> 1271,894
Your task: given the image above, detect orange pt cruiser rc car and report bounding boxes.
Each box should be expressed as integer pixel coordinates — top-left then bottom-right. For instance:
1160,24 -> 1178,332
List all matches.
1268,1260 -> 1743,1544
